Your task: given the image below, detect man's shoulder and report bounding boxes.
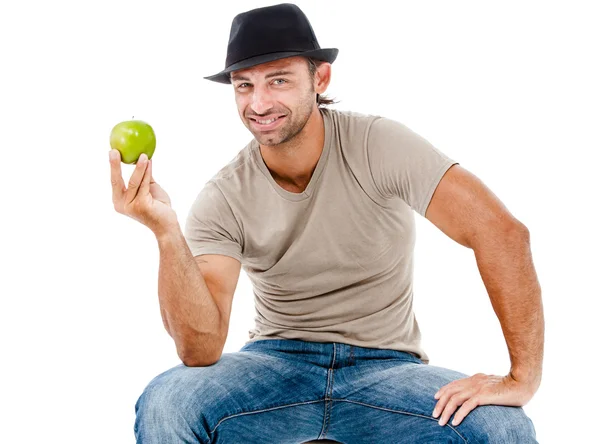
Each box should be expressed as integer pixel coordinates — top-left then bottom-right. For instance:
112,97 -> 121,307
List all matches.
326,107 -> 382,124
209,139 -> 257,184
325,107 -> 386,138
329,108 -> 422,144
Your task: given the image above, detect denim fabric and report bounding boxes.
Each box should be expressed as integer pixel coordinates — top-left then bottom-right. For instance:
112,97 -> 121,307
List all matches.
134,339 -> 537,443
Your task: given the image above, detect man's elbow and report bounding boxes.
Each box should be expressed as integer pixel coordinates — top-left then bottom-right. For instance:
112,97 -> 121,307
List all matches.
182,356 -> 221,367
180,349 -> 222,367
472,220 -> 529,250
501,220 -> 530,244
178,336 -> 225,367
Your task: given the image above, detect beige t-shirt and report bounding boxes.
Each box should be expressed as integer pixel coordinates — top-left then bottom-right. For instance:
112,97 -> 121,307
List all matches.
184,108 -> 458,364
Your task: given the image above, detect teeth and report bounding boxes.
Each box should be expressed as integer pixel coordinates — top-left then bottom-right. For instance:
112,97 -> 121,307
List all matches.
257,117 -> 278,125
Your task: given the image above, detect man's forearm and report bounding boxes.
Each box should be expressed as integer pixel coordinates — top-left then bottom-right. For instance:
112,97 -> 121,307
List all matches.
473,224 -> 544,392
155,226 -> 226,366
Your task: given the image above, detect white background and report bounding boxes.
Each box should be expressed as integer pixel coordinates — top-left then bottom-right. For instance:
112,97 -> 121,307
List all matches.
1,0 -> 598,442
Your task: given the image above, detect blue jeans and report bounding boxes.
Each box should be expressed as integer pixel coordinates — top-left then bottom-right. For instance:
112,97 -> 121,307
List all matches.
134,339 -> 537,443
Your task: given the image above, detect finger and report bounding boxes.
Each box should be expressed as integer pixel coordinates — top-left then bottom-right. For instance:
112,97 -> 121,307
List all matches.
439,391 -> 473,426
140,158 -> 152,196
125,153 -> 148,205
109,150 -> 125,204
435,378 -> 464,400
450,397 -> 479,426
432,382 -> 462,418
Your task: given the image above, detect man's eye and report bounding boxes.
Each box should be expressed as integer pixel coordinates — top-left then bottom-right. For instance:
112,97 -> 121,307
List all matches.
273,79 -> 287,85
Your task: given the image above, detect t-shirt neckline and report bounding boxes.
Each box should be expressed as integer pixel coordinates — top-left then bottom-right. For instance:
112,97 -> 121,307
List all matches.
251,108 -> 332,202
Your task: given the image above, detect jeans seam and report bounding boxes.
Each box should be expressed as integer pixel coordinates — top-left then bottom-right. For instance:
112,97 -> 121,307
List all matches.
210,399 -> 324,435
330,399 -> 468,443
320,344 -> 337,439
322,368 -> 335,438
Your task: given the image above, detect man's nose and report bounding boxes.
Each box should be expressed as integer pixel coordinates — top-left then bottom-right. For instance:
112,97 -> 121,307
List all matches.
250,85 -> 274,115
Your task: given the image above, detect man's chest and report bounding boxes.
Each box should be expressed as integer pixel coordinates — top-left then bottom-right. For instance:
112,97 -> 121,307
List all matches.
240,188 -> 415,284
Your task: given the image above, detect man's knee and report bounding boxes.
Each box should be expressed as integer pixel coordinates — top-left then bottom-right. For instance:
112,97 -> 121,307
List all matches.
134,365 -> 214,441
458,404 -> 537,443
135,372 -> 185,421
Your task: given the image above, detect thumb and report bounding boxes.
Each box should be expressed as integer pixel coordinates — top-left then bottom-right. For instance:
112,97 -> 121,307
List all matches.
140,158 -> 152,195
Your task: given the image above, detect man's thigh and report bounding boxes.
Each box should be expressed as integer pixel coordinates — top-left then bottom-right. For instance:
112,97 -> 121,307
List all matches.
134,349 -> 327,444
326,360 -> 537,444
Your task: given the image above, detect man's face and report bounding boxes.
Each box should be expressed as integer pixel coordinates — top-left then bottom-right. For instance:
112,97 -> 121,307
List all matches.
231,57 -> 316,146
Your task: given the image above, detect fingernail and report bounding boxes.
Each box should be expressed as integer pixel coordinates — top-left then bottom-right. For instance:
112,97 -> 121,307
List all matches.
451,419 -> 458,426
432,409 -> 438,418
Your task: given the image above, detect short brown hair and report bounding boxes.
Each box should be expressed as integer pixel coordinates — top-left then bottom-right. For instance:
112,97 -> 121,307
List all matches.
306,57 -> 339,107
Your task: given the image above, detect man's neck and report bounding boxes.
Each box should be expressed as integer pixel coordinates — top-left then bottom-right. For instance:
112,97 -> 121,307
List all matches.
259,107 -> 325,193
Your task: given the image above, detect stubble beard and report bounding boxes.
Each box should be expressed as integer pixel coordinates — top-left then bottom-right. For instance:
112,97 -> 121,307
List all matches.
252,91 -> 315,147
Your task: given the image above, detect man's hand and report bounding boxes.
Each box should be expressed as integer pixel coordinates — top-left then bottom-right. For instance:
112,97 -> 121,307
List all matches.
432,373 -> 535,427
109,149 -> 179,237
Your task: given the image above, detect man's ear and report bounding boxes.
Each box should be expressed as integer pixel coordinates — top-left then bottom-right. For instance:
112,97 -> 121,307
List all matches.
315,63 -> 332,94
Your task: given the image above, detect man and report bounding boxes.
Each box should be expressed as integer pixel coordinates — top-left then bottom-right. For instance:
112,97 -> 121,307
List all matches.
109,4 -> 543,443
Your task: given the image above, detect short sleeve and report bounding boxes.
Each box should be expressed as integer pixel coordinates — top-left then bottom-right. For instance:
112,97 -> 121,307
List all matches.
183,180 -> 243,262
367,117 -> 459,217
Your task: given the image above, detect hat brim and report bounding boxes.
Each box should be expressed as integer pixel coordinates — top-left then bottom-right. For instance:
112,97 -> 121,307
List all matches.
204,48 -> 339,84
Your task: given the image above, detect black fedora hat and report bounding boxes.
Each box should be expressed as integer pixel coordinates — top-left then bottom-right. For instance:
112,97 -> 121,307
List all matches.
205,3 -> 339,84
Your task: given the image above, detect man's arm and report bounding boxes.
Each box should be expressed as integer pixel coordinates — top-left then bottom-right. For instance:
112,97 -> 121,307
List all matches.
424,164 -> 544,425
156,227 -> 241,367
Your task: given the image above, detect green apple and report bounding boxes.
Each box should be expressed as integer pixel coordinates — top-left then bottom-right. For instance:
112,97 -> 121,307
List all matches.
110,120 -> 156,164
